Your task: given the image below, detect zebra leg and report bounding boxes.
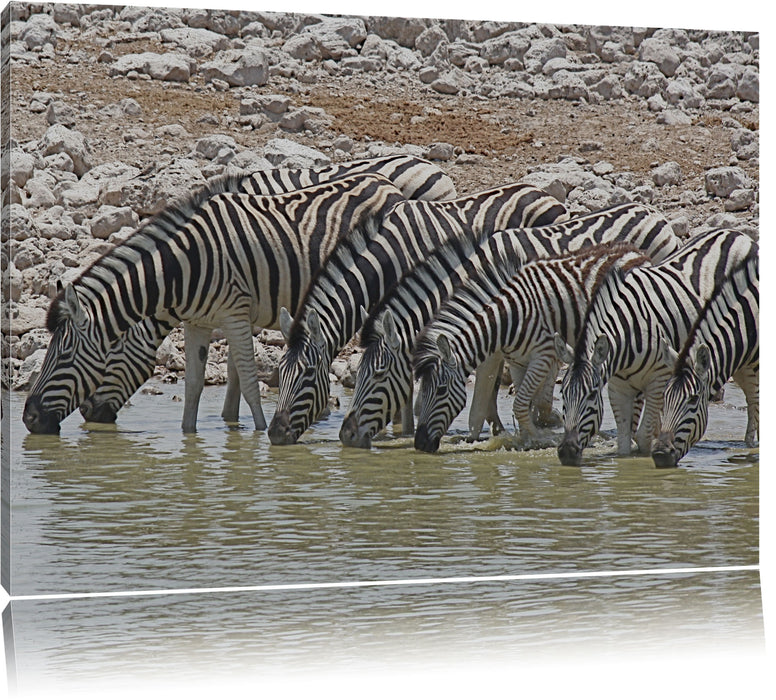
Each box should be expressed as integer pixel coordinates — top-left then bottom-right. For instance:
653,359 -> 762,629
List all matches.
532,359 -> 561,428
467,355 -> 504,441
221,315 -> 267,431
733,365 -> 759,447
221,353 -> 242,423
182,323 -> 212,433
401,385 -> 415,435
512,355 -> 552,446
607,378 -> 636,455
634,373 -> 671,454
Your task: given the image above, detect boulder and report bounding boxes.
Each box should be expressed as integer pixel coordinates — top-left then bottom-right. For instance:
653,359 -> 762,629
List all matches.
201,48 -> 269,87
109,52 -> 196,82
704,166 -> 753,198
37,124 -> 93,177
263,139 -> 331,168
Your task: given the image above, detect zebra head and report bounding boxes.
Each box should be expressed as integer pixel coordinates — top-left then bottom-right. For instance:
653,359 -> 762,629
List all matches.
340,309 -> 410,449
23,284 -> 109,434
268,307 -> 331,445
555,333 -> 609,466
652,342 -> 712,468
413,332 -> 467,453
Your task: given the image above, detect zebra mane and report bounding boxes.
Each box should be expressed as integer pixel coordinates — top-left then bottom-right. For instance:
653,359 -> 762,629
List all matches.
359,234 -> 485,347
571,246 -> 651,361
412,326 -> 444,379
46,171 -> 250,328
671,251 -> 758,375
285,214 -> 382,350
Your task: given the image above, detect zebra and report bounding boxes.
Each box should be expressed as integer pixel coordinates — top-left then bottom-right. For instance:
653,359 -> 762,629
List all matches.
554,228 -> 758,466
22,172 -> 407,434
78,154 -> 457,426
410,244 -> 650,453
341,202 -> 683,449
651,254 -> 758,467
266,182 -> 571,445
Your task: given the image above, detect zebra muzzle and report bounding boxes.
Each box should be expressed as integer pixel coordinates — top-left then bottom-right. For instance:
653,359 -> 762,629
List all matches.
80,397 -> 119,424
651,432 -> 680,468
557,430 -> 583,466
414,424 -> 441,453
267,410 -> 298,445
339,413 -> 372,449
22,396 -> 62,435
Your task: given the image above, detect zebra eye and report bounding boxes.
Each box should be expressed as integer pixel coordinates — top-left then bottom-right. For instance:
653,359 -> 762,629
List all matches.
435,384 -> 447,397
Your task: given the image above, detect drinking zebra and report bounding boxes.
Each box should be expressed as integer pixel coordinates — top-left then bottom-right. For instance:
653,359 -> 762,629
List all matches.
411,245 -> 650,453
78,155 -> 457,428
341,202 -> 682,449
651,254 -> 758,467
554,228 -> 757,466
22,173 -> 406,434
266,182 -> 570,445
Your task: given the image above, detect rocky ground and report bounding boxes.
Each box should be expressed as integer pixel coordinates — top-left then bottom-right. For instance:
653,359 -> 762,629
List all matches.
2,4 -> 759,400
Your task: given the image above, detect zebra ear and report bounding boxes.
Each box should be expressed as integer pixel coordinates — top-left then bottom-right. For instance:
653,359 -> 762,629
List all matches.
279,307 -> 294,341
306,308 -> 324,345
694,344 -> 711,378
359,305 -> 368,326
553,333 -> 574,364
436,333 -> 455,366
658,333 -> 680,369
381,310 -> 401,350
64,284 -> 86,325
592,335 -> 610,367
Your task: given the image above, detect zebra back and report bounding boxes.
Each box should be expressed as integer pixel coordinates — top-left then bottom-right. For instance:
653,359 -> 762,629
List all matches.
415,242 -> 649,379
236,154 -> 458,201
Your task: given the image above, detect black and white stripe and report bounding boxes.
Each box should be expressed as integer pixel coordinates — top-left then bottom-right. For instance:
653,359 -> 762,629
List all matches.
411,244 -> 649,453
555,227 -> 758,465
652,254 -> 758,467
79,155 -> 456,426
23,172 -> 406,434
267,182 -> 570,445
341,202 -> 681,449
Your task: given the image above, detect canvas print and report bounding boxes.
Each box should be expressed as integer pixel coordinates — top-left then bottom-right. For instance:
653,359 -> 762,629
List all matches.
0,1 -> 763,695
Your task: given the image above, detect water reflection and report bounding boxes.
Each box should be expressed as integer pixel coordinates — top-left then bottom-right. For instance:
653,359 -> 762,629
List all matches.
4,569 -> 764,698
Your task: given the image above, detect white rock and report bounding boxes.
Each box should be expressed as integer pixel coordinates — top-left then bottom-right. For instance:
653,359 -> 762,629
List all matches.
19,13 -> 57,50
10,149 -> 36,188
24,176 -> 57,208
480,31 -> 530,66
638,38 -> 680,77
109,52 -> 195,82
46,100 -> 76,127
415,25 -> 448,57
366,16 -> 428,48
263,139 -> 331,168
523,37 -> 566,73
38,124 -> 93,177
201,48 -> 269,87
194,134 -> 239,160
652,161 -> 683,187
159,27 -> 231,57
13,348 -> 48,390
91,206 -> 140,240
704,166 -> 753,198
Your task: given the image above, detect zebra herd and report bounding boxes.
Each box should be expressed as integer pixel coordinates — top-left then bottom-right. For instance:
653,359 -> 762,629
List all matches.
22,155 -> 759,468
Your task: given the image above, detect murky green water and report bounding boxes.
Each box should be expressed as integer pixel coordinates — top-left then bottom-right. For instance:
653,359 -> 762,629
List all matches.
3,380 -> 762,693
